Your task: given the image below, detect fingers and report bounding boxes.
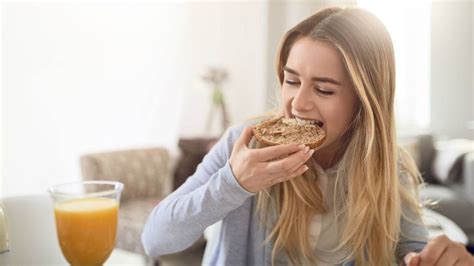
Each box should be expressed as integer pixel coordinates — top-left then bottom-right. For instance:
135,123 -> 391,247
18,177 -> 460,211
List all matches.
405,252 -> 421,266
460,256 -> 474,266
419,236 -> 449,266
413,235 -> 474,266
405,239 -> 473,266
268,163 -> 310,186
235,126 -> 255,149
261,146 -> 314,175
434,244 -> 460,266
287,148 -> 312,173
253,143 -> 305,162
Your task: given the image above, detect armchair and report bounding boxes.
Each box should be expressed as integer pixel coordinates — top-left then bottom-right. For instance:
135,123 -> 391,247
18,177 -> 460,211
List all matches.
80,147 -> 205,265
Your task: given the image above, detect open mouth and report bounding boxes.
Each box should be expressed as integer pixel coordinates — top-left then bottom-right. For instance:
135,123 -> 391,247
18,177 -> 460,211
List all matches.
293,116 -> 324,128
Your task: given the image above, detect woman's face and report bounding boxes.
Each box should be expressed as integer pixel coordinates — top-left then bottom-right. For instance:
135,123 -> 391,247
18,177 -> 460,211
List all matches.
282,37 -> 358,162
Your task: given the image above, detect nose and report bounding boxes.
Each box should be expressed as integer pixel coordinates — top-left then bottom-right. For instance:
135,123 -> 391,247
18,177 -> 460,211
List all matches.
291,85 -> 315,112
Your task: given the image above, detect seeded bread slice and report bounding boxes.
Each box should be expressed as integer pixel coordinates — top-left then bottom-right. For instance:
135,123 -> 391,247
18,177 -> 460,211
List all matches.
252,116 -> 326,149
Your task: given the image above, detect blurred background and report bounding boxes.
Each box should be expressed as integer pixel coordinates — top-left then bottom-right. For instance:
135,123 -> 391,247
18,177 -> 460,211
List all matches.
1,0 -> 474,263
1,1 -> 472,199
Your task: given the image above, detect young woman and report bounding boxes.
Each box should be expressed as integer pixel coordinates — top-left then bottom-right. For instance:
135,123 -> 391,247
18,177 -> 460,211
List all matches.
142,7 -> 473,266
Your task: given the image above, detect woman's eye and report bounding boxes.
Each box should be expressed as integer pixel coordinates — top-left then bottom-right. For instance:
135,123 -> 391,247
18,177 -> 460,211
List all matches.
285,80 -> 299,86
285,80 -> 334,95
316,87 -> 334,95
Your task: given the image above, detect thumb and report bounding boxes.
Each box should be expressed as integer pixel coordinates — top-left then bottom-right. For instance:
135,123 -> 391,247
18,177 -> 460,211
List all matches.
235,126 -> 255,149
404,252 -> 420,266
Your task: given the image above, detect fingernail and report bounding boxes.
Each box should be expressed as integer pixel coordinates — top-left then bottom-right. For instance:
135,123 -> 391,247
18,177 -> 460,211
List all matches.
298,144 -> 306,149
304,146 -> 310,153
308,149 -> 315,156
303,166 -> 309,171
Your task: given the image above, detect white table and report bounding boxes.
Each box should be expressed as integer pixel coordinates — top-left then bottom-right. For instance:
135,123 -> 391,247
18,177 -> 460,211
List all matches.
0,194 -> 147,265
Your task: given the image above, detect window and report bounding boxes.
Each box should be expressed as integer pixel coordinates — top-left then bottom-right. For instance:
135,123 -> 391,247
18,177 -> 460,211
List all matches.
358,0 -> 431,135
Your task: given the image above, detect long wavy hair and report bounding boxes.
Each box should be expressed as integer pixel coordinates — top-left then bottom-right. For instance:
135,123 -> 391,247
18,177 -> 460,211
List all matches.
254,7 -> 424,265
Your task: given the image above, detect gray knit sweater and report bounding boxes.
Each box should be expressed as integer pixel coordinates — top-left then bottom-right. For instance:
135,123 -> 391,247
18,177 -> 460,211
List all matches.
141,120 -> 428,265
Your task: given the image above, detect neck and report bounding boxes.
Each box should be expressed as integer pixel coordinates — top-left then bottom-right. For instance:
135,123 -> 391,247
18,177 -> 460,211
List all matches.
312,139 -> 344,170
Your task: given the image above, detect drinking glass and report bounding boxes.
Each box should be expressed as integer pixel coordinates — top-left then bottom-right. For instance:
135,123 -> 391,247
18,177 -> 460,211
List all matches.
48,181 -> 123,266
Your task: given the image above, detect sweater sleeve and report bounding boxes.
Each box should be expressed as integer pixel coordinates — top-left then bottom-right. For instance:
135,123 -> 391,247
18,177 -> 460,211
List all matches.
395,206 -> 429,262
395,171 -> 429,263
141,123 -> 255,258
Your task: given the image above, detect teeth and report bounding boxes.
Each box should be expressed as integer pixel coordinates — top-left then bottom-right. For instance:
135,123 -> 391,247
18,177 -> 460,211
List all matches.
295,116 -> 321,126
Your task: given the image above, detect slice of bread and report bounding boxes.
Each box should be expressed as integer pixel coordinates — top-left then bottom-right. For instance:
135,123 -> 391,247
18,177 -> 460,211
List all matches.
252,115 -> 326,149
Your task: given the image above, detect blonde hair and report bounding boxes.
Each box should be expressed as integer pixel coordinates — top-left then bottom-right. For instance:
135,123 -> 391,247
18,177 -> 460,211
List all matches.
254,7 -> 424,265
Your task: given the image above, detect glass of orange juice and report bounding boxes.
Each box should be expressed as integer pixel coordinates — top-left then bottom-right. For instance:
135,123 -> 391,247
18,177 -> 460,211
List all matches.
48,181 -> 124,266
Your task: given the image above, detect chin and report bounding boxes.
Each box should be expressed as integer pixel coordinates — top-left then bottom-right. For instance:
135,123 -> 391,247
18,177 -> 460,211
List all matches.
315,136 -> 340,154
315,139 -> 330,152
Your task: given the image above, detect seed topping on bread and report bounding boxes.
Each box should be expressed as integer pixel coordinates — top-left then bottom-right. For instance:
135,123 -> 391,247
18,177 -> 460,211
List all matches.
252,116 -> 326,149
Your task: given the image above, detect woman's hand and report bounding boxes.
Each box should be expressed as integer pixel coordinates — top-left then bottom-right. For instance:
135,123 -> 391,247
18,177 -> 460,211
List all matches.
404,235 -> 474,266
228,126 -> 314,193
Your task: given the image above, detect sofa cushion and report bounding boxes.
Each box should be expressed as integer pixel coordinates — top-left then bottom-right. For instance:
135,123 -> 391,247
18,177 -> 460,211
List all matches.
420,184 -> 474,234
399,134 -> 439,184
432,139 -> 474,185
117,197 -> 162,254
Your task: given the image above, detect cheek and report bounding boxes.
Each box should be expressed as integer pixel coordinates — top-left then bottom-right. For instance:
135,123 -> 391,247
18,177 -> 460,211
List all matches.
281,87 -> 292,101
324,98 -> 356,136
281,88 -> 295,108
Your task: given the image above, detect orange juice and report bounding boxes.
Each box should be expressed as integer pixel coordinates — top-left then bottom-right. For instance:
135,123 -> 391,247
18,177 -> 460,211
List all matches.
54,197 -> 118,266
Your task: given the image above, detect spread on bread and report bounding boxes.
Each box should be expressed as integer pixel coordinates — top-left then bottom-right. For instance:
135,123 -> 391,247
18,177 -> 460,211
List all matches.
252,116 -> 326,149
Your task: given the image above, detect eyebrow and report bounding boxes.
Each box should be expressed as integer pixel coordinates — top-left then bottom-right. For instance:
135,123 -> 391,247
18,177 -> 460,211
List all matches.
283,66 -> 342,86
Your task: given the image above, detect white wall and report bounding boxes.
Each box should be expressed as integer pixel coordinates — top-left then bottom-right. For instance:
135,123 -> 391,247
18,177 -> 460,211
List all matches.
179,2 -> 267,137
430,1 -> 473,140
0,3 -> 3,196
2,2 -> 267,197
